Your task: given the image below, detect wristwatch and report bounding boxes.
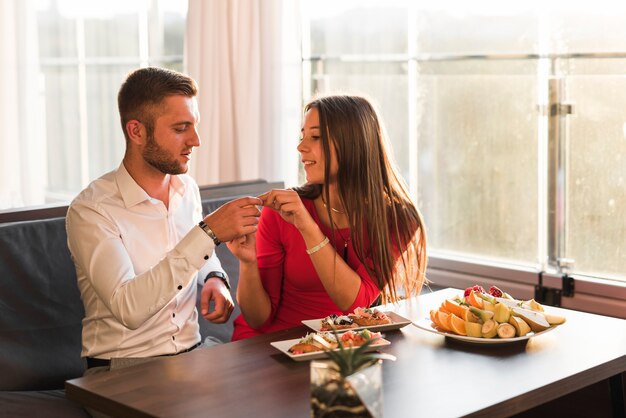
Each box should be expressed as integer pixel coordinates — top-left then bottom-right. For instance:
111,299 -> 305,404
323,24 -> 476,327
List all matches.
198,220 -> 221,246
204,271 -> 231,290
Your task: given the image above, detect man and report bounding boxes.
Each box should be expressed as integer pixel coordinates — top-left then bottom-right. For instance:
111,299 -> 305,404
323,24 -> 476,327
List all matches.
66,67 -> 261,373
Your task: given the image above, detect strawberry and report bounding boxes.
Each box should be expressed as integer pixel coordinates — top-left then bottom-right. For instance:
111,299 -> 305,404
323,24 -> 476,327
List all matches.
489,286 -> 503,297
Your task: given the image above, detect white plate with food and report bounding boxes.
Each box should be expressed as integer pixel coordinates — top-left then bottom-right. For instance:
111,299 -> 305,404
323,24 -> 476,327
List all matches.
412,318 -> 557,345
302,310 -> 412,333
271,331 -> 391,361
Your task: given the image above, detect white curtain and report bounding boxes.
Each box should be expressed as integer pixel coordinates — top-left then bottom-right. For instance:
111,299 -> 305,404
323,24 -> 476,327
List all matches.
185,0 -> 302,187
0,0 -> 45,208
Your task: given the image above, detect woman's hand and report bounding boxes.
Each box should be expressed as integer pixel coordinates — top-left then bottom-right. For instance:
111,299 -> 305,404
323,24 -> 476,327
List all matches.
258,189 -> 316,233
226,232 -> 257,264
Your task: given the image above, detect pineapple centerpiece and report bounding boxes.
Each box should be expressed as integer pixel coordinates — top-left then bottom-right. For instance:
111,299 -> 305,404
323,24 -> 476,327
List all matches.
310,330 -> 395,418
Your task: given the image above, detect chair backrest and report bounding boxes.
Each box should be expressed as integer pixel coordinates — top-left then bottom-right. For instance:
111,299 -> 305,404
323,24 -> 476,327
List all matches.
0,217 -> 84,390
0,203 -> 69,224
0,179 -> 286,389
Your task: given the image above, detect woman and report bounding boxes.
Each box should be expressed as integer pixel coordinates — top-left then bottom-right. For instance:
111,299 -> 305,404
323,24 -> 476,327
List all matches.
229,95 -> 427,340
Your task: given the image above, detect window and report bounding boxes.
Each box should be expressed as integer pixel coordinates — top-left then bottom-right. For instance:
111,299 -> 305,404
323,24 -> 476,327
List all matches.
36,0 -> 187,202
563,57 -> 626,281
302,1 -> 626,304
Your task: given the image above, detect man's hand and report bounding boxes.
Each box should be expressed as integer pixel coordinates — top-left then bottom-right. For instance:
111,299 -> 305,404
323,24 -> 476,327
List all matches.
203,196 -> 262,243
200,277 -> 234,323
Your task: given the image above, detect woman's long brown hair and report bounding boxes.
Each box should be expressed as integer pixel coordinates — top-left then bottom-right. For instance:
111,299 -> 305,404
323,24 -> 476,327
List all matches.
295,95 -> 427,303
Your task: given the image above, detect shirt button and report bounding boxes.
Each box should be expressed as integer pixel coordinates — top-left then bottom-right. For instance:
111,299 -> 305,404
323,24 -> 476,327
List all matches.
177,285 -> 182,290
204,255 -> 209,260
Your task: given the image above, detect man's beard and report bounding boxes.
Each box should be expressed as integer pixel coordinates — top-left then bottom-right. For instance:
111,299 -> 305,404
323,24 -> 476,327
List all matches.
143,133 -> 187,175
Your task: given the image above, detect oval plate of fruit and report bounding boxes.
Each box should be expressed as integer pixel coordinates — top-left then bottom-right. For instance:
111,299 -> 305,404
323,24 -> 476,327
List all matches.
413,285 -> 566,345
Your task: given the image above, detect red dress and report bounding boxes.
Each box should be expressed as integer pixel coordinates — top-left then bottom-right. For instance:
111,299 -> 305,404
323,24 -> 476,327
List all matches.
231,198 -> 381,340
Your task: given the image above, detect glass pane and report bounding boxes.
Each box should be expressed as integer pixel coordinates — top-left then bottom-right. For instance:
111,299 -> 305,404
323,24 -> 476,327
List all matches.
37,1 -> 77,58
41,65 -> 82,194
416,59 -> 539,265
413,4 -> 626,56
542,8 -> 626,54
564,58 -> 626,281
307,0 -> 408,56
147,61 -> 184,73
306,61 -> 409,183
84,14 -> 139,57
86,65 -> 136,180
413,6 -> 539,55
32,0 -> 186,206
150,0 -> 187,57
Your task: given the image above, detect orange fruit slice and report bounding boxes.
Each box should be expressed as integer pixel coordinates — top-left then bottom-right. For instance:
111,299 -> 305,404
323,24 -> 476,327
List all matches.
468,291 -> 484,309
436,311 -> 453,332
443,299 -> 468,318
429,309 -> 440,328
449,314 -> 467,336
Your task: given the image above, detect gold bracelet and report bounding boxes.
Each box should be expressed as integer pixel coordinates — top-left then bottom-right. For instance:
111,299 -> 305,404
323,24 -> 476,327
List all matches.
306,236 -> 330,255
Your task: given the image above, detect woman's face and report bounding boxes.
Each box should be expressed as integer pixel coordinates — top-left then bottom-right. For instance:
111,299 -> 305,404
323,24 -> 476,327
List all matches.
297,107 -> 338,184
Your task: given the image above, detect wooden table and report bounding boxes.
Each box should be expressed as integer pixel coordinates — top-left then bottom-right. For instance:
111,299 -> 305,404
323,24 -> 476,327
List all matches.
65,288 -> 626,417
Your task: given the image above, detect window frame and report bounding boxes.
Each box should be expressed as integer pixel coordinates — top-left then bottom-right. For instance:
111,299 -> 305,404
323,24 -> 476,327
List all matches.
301,17 -> 626,318
37,2 -> 185,203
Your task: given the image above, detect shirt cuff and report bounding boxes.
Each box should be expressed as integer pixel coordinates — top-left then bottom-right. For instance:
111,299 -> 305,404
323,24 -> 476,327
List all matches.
176,225 -> 216,270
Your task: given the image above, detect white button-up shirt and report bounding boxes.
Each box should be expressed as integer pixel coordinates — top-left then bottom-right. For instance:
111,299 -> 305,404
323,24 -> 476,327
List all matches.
66,163 -> 224,359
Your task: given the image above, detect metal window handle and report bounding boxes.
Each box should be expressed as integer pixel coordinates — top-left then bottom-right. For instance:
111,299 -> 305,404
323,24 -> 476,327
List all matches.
551,103 -> 575,116
536,103 -> 575,116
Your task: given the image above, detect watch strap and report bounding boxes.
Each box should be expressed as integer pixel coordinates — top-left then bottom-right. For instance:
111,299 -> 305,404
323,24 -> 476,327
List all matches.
198,220 -> 221,246
204,271 -> 231,290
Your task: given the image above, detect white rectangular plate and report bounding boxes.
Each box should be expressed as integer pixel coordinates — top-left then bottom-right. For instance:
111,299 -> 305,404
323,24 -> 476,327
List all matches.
302,311 -> 412,333
270,337 -> 391,361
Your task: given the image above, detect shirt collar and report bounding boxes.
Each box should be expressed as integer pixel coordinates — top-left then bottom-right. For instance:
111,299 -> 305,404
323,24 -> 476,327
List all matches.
169,173 -> 186,198
115,163 -> 187,208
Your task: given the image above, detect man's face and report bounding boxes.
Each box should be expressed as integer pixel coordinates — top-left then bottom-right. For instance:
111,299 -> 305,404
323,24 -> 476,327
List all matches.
143,95 -> 200,175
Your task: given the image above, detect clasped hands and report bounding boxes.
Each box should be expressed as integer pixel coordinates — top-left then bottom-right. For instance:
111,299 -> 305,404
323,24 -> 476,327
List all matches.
226,189 -> 316,256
